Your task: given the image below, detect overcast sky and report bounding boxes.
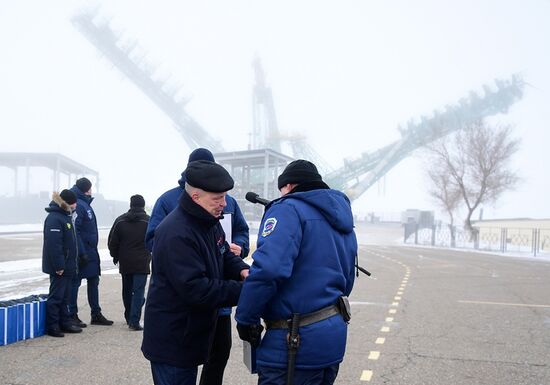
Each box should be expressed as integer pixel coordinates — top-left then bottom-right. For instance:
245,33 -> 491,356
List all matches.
1,0 -> 549,221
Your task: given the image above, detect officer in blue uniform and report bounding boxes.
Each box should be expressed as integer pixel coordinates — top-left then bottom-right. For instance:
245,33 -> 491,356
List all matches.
42,190 -> 83,337
236,160 -> 358,385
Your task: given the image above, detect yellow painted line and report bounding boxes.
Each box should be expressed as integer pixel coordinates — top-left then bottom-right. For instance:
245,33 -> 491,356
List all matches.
368,351 -> 380,360
394,296 -> 401,300
375,337 -> 385,344
388,309 -> 397,314
385,317 -> 394,322
392,302 -> 399,306
380,326 -> 390,332
397,291 -> 404,295
360,370 -> 373,381
458,300 -> 550,308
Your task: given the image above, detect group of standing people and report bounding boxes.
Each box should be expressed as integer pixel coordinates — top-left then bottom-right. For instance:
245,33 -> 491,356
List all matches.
42,177 -> 113,338
42,147 -> 358,385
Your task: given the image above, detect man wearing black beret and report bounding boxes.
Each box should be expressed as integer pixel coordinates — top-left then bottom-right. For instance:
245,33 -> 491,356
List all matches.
142,160 -> 250,385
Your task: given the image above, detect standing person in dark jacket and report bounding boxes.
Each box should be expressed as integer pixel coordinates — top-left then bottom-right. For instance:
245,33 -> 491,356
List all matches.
108,194 -> 151,331
42,189 -> 83,337
69,177 -> 113,327
145,147 -> 250,385
142,160 -> 250,385
236,160 -> 358,385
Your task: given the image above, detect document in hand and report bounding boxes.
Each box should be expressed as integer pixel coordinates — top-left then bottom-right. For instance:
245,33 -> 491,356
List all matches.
243,340 -> 257,373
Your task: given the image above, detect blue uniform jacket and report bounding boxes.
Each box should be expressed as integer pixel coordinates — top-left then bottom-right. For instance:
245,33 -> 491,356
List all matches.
235,188 -> 357,369
141,191 -> 249,368
70,186 -> 101,278
145,173 -> 249,258
42,193 -> 79,276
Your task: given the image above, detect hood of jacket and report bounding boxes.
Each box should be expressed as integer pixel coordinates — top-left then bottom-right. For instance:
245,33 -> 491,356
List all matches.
70,185 -> 94,204
279,188 -> 354,234
45,192 -> 72,214
124,207 -> 149,222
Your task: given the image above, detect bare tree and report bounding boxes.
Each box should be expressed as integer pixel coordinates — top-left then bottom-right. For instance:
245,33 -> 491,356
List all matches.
426,163 -> 462,246
425,120 -> 520,236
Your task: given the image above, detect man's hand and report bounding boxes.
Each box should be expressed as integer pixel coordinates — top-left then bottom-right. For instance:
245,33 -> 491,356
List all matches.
240,268 -> 249,280
237,323 -> 264,348
56,269 -> 64,276
229,243 -> 242,257
113,258 -> 118,266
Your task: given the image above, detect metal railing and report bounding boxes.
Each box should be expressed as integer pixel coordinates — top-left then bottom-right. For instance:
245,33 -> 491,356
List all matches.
404,224 -> 550,257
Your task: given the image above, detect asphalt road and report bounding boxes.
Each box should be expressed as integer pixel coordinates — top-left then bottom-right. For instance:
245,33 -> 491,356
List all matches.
1,224 -> 550,384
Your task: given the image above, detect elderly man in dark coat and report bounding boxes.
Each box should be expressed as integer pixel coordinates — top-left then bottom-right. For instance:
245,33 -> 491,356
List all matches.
141,160 -> 249,385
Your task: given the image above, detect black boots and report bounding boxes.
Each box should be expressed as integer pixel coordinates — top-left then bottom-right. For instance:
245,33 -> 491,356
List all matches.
61,324 -> 83,333
91,313 -> 114,326
72,314 -> 87,328
128,323 -> 143,331
47,329 -> 65,338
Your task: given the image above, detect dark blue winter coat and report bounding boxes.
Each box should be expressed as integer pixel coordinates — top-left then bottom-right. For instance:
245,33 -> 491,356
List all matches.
235,185 -> 358,369
145,172 -> 249,258
70,186 -> 100,278
141,191 -> 249,368
42,193 -> 79,276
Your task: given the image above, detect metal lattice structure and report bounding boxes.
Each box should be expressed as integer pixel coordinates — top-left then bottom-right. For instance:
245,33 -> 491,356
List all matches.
72,10 -> 524,202
324,75 -> 525,199
72,11 -> 223,152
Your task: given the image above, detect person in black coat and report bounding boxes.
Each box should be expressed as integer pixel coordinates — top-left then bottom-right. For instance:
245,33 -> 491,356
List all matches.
42,190 -> 83,337
108,194 -> 151,330
141,160 -> 250,385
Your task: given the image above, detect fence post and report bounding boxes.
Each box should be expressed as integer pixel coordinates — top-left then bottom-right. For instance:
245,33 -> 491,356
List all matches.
431,225 -> 436,246
414,224 -> 418,245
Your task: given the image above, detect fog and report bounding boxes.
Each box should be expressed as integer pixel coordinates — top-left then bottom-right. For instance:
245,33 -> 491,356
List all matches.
1,0 -> 549,221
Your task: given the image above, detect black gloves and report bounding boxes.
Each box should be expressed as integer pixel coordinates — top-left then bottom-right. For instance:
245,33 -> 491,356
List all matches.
113,258 -> 118,266
78,254 -> 88,268
237,323 -> 264,348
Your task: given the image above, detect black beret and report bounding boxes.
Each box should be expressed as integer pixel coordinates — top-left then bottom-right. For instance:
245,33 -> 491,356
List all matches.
60,189 -> 77,205
185,160 -> 234,192
75,177 -> 92,193
278,159 -> 323,189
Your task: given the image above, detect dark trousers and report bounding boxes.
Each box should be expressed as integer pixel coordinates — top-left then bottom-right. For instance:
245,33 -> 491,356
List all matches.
69,275 -> 101,317
121,273 -> 147,325
198,314 -> 232,385
46,274 -> 73,331
257,364 -> 340,385
151,361 -> 198,385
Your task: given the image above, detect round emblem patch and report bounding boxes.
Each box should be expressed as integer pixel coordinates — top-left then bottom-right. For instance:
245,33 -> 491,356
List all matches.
261,217 -> 277,237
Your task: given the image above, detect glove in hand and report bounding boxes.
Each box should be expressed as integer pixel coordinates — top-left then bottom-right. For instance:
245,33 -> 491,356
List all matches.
237,323 -> 264,348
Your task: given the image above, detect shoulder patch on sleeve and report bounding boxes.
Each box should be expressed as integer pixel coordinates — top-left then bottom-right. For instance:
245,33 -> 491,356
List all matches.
261,217 -> 277,237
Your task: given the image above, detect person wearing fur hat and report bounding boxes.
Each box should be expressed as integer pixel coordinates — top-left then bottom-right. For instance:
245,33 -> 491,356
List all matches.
108,194 -> 151,331
236,159 -> 358,385
42,189 -> 83,337
144,148 -> 250,385
141,160 -> 250,385
69,177 -> 114,327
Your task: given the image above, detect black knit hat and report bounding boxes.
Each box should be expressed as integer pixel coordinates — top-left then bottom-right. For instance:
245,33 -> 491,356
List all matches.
185,160 -> 234,192
278,159 -> 323,189
130,194 -> 145,208
75,177 -> 92,193
188,148 -> 215,163
60,189 -> 77,205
